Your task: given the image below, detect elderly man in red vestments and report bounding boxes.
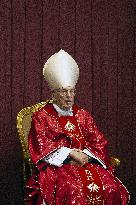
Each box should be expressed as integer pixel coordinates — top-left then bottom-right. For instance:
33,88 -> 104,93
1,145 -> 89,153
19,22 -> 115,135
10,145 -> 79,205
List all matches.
26,50 -> 129,205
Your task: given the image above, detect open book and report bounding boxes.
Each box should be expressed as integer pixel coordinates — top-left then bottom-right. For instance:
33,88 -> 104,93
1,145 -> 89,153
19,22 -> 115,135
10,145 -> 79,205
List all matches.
83,148 -> 107,169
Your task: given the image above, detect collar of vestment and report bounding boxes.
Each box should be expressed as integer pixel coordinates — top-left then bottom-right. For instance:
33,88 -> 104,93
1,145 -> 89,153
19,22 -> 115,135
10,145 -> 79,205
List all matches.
53,104 -> 73,116
42,103 -> 80,117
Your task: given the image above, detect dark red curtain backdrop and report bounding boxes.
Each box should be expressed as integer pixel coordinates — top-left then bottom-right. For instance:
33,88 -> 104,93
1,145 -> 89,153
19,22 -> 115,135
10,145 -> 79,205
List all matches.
0,0 -> 136,204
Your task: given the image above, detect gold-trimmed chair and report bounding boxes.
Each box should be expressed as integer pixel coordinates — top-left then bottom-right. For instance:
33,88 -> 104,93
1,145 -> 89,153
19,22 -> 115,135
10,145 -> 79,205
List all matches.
17,100 -> 120,183
17,99 -> 54,182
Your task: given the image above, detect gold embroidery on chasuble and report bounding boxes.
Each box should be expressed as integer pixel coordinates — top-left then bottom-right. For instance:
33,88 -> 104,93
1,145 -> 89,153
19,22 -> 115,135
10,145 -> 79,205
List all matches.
87,194 -> 103,205
65,121 -> 76,132
87,182 -> 100,192
57,116 -> 86,150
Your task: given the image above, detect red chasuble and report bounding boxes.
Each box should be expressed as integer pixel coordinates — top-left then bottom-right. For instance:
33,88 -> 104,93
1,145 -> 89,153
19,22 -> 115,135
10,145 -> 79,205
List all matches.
26,103 -> 129,205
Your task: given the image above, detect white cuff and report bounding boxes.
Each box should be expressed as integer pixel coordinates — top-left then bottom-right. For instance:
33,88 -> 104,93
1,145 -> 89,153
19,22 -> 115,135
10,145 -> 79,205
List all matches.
43,147 -> 72,167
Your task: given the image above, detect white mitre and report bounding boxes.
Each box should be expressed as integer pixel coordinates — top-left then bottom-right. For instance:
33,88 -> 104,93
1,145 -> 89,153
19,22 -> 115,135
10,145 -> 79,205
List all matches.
43,49 -> 79,90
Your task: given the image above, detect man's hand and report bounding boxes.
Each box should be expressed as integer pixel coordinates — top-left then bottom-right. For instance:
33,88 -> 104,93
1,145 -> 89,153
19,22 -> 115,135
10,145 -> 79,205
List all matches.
69,149 -> 89,166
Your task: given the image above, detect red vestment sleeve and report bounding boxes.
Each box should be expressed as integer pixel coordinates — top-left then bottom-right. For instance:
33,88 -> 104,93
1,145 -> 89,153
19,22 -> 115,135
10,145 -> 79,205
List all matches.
28,111 -> 70,169
84,112 -> 110,168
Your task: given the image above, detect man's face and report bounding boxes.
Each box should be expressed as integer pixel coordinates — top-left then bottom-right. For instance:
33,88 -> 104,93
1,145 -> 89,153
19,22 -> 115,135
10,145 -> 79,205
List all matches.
52,86 -> 75,110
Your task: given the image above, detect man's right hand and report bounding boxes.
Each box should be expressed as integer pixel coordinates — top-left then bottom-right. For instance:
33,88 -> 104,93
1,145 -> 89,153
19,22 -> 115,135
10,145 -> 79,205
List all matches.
69,149 -> 89,166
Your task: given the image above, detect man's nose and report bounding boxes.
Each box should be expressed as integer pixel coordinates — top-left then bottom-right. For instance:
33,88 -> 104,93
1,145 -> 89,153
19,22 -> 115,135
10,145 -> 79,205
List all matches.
66,90 -> 72,97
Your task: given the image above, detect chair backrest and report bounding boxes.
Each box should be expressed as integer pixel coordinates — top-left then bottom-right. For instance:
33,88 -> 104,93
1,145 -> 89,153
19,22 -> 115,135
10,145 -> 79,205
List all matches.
17,99 -> 53,182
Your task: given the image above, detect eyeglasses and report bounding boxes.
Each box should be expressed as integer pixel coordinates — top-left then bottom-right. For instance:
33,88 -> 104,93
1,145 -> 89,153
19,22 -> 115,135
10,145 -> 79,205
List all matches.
54,89 -> 76,96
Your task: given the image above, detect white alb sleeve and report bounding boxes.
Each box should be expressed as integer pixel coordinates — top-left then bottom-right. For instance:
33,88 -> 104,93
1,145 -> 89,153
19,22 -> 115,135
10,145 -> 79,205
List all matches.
43,147 -> 72,167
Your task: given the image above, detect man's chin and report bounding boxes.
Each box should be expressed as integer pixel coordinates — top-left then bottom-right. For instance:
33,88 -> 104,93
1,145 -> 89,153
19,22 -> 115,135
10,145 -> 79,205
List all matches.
63,103 -> 73,110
